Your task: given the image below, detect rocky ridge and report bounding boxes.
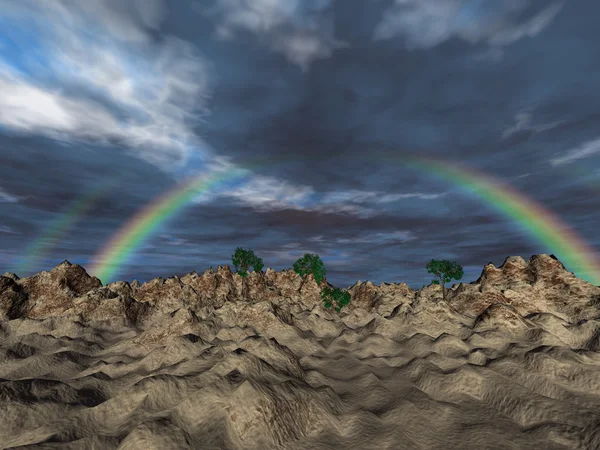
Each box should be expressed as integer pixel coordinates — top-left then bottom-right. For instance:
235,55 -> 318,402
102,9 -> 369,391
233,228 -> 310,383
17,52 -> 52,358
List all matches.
1,254 -> 599,449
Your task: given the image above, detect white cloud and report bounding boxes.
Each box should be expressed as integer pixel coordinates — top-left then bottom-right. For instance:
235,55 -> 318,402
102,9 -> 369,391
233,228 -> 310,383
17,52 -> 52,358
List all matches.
502,109 -> 564,139
0,225 -> 18,234
319,189 -> 446,205
550,137 -> 600,166
374,0 -> 564,52
204,0 -> 347,71
0,186 -> 21,203
209,173 -> 318,211
0,0 -> 213,171
190,170 -> 444,219
378,192 -> 446,201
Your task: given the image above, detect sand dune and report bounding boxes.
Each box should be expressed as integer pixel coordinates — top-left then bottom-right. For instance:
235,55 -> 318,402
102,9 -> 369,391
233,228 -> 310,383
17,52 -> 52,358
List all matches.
1,254 -> 600,449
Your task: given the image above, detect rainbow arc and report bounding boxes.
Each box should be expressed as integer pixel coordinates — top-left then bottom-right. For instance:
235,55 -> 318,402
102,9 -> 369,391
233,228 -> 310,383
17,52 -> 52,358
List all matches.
89,152 -> 600,286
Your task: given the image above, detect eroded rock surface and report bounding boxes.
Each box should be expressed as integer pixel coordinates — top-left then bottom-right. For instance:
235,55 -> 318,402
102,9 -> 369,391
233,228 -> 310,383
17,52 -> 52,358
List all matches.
1,254 -> 599,449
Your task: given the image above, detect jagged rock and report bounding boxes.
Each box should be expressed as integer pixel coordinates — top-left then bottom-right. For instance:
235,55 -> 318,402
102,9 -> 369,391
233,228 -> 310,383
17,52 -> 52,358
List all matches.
347,280 -> 380,310
3,254 -> 598,329
62,287 -> 150,328
473,302 -> 535,332
475,255 -> 534,291
349,280 -> 413,314
179,267 -> 231,309
1,254 -> 600,449
107,280 -> 134,298
2,272 -> 19,281
8,260 -> 101,320
450,254 -> 600,321
0,276 -> 28,320
373,282 -> 415,317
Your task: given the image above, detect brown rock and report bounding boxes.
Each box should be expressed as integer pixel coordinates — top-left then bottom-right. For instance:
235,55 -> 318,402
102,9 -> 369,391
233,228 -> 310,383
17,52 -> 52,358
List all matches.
347,280 -> 380,310
13,260 -> 101,319
473,302 -> 534,332
107,281 -> 135,299
0,275 -> 28,320
2,254 -> 598,331
1,272 -> 19,281
1,254 -> 600,449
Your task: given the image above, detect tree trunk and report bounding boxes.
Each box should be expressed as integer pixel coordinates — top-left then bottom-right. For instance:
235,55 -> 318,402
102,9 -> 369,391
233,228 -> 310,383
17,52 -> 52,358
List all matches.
241,265 -> 249,300
438,275 -> 446,302
441,280 -> 446,302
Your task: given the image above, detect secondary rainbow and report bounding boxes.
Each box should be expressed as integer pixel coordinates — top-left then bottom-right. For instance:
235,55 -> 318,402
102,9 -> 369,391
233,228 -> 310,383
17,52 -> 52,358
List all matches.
12,175 -> 122,275
89,166 -> 254,284
90,151 -> 600,286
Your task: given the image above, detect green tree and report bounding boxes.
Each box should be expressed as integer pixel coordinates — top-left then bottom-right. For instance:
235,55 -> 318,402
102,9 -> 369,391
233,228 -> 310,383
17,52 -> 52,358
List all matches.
426,259 -> 464,302
292,253 -> 326,291
231,247 -> 264,299
320,286 -> 351,313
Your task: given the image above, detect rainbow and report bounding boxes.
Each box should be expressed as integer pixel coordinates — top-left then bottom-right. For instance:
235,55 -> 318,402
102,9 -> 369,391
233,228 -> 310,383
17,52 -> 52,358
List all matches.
89,166 -> 254,284
11,175 -> 122,275
401,153 -> 600,285
89,151 -> 600,286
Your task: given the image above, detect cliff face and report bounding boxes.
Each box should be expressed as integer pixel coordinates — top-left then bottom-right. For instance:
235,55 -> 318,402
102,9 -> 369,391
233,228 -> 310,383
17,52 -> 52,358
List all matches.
1,254 -> 599,449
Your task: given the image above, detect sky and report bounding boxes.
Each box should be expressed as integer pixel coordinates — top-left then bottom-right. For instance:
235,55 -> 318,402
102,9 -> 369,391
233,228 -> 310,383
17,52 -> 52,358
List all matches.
1,0 -> 600,290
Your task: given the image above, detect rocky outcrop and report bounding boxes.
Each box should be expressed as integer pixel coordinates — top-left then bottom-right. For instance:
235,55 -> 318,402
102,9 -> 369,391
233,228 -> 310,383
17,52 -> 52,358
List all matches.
0,261 -> 102,319
446,254 -> 599,324
1,254 -> 598,331
1,254 -> 599,449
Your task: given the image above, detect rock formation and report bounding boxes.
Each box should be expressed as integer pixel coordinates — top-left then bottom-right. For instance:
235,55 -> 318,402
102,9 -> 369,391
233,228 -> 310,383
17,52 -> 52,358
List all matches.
1,254 -> 599,449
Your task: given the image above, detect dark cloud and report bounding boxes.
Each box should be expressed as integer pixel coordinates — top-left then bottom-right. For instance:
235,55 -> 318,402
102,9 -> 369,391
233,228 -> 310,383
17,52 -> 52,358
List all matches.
0,0 -> 599,288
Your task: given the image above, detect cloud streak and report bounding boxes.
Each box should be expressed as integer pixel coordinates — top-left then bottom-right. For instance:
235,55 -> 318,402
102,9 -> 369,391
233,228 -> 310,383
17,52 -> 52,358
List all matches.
0,186 -> 21,203
550,137 -> 600,166
374,0 -> 564,51
0,225 -> 18,234
502,109 -> 564,139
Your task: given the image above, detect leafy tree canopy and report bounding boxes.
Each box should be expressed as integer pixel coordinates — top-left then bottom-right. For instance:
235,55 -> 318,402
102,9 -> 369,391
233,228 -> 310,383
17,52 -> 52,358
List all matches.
231,247 -> 264,278
426,259 -> 464,285
292,253 -> 326,285
320,286 -> 351,313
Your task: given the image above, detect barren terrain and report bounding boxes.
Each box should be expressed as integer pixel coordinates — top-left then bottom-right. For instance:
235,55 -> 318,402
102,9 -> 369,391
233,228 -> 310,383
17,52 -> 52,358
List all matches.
1,254 -> 599,449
